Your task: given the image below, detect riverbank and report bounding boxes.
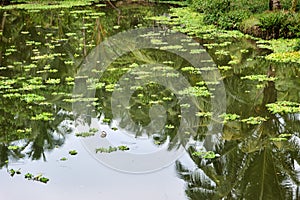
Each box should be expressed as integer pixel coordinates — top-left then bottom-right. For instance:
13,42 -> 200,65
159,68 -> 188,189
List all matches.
151,7 -> 300,64
1,0 -> 300,64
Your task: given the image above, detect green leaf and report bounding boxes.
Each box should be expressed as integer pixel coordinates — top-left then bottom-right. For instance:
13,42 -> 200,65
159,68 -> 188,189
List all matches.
38,177 -> 49,184
69,150 -> 78,155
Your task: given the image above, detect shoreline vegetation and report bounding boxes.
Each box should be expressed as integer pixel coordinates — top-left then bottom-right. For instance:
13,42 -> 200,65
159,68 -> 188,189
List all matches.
0,0 -> 299,63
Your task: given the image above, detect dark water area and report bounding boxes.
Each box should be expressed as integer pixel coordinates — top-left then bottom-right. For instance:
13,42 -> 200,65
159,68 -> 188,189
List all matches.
0,2 -> 299,200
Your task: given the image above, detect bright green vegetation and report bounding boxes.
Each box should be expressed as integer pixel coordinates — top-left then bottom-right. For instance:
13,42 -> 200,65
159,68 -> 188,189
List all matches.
164,6 -> 300,64
0,1 -> 298,199
8,168 -> 21,176
95,145 -> 130,153
185,0 -> 300,63
60,157 -> 68,161
75,128 -> 98,137
24,172 -> 49,184
0,2 -> 168,167
117,145 -> 130,151
267,101 -> 300,114
1,0 -> 100,10
9,169 -> 49,184
146,3 -> 300,199
68,150 -> 78,155
95,146 -> 117,153
191,150 -> 218,159
189,0 -> 300,35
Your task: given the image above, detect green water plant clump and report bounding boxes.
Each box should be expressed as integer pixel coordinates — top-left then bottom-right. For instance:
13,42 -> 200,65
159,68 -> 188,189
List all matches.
69,150 -> 78,155
192,150 -> 219,159
256,38 -> 300,63
8,169 -> 49,184
266,101 -> 300,114
75,128 -> 98,137
95,145 -> 130,153
1,0 -> 99,10
24,173 -> 49,184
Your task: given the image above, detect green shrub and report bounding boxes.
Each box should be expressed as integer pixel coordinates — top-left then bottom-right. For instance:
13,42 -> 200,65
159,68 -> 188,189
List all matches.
259,11 -> 287,30
294,40 -> 300,51
239,16 -> 260,31
230,0 -> 268,13
257,11 -> 300,39
189,0 -> 230,13
282,13 -> 300,38
190,0 -> 267,30
217,10 -> 252,29
188,0 -> 300,36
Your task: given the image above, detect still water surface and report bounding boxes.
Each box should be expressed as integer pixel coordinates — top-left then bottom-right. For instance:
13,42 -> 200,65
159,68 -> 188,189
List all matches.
0,2 -> 299,200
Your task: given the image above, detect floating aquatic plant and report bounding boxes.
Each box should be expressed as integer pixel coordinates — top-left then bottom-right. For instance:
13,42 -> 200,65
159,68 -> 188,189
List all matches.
266,52 -> 300,64
60,157 -> 67,161
266,101 -> 300,114
75,128 -> 98,137
7,145 -> 21,150
25,173 -> 49,184
21,93 -> 46,103
165,124 -> 175,129
241,75 -> 276,82
75,132 -> 95,137
102,118 -> 111,123
195,112 -> 212,117
31,112 -> 54,121
178,86 -> 211,97
220,113 -> 240,123
96,146 -> 117,153
69,150 -> 78,155
241,116 -> 268,125
192,151 -> 219,159
118,146 -> 130,151
95,145 -> 130,153
270,133 -> 292,141
8,168 -> 21,177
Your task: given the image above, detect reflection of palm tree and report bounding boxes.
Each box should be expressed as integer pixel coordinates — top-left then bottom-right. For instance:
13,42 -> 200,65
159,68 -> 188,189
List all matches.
176,65 -> 300,199
26,112 -> 70,161
177,138 -> 300,199
0,144 -> 24,168
0,108 -> 71,167
26,125 -> 64,161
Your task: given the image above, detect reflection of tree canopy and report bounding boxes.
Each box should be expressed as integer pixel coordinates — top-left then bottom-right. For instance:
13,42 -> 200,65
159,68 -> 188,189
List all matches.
0,4 -> 170,168
92,49 -> 207,149
176,52 -> 300,199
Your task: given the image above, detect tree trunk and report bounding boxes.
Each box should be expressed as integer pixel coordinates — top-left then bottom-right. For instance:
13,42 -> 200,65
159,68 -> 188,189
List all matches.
0,0 -> 10,5
291,0 -> 298,12
269,0 -> 282,10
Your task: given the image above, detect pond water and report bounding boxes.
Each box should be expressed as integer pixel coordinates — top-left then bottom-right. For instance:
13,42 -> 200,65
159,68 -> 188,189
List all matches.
0,2 -> 299,200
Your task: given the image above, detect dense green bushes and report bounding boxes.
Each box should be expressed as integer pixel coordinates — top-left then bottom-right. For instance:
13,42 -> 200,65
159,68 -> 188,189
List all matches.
188,0 -> 267,29
188,0 -> 300,38
294,40 -> 300,51
241,12 -> 300,39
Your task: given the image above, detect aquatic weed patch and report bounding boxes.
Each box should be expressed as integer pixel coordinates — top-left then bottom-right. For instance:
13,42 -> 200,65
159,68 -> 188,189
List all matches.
8,168 -> 49,184
266,51 -> 300,64
266,101 -> 300,114
257,39 -> 300,64
0,0 -> 98,10
95,145 -> 130,153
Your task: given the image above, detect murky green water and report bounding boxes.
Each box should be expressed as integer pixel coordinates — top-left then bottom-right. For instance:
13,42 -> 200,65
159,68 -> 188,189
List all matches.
0,2 -> 299,200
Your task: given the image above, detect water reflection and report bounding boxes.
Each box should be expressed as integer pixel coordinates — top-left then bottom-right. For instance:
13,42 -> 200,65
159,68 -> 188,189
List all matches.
0,2 -> 299,200
176,59 -> 300,199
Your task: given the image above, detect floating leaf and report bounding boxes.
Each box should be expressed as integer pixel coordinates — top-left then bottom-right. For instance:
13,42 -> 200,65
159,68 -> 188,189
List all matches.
69,150 -> 78,155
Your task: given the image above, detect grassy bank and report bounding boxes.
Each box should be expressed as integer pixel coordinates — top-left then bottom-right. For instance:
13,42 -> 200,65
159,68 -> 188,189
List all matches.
1,0 -> 300,63
152,5 -> 300,64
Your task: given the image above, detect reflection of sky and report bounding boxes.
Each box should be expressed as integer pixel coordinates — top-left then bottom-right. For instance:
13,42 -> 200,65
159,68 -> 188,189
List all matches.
77,117 -> 188,173
0,132 -> 195,200
104,119 -> 170,154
